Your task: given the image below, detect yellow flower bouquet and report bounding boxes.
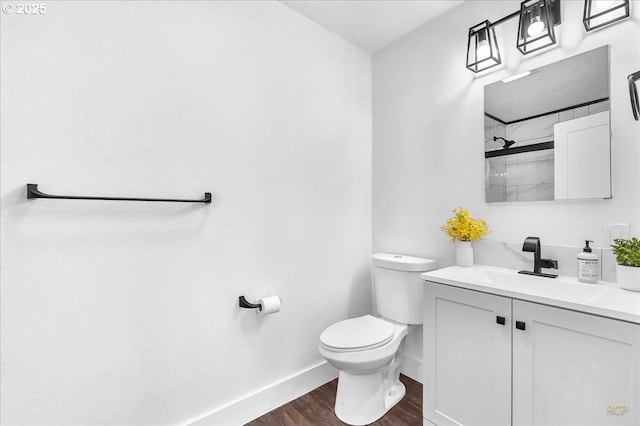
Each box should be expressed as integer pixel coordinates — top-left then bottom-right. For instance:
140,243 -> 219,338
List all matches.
441,207 -> 490,242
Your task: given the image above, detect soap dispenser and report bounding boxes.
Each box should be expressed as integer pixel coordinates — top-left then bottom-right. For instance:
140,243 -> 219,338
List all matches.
577,240 -> 599,284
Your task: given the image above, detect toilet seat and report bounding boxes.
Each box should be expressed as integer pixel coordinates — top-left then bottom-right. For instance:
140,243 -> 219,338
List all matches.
320,315 -> 394,352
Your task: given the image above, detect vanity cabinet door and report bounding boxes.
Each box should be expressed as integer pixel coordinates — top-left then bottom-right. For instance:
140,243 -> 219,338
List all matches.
424,283 -> 512,426
512,300 -> 640,426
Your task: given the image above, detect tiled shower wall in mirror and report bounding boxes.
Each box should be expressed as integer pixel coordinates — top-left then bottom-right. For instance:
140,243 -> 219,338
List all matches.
485,100 -> 609,202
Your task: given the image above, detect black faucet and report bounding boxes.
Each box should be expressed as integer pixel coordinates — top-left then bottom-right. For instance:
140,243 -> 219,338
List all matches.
518,237 -> 558,278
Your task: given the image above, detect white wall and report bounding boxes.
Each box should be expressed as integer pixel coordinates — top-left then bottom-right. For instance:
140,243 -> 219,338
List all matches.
0,1 -> 371,424
373,0 -> 640,370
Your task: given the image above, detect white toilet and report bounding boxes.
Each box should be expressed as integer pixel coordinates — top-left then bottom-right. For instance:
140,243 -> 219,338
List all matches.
318,253 -> 437,425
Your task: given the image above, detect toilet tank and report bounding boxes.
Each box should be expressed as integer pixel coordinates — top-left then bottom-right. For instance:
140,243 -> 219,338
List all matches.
372,253 -> 437,325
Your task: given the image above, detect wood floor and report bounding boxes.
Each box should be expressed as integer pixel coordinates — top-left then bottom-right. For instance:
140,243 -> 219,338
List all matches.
245,375 -> 422,426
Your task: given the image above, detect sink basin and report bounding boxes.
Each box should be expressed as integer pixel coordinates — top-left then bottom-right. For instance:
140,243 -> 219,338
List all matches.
483,269 -> 606,300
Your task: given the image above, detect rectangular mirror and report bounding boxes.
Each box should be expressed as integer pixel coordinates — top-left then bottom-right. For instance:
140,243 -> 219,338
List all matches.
484,45 -> 611,203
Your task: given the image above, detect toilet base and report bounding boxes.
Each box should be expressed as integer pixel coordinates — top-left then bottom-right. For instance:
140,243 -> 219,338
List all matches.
333,357 -> 406,425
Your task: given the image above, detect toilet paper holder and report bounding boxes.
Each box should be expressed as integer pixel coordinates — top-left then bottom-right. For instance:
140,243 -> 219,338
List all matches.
239,295 -> 262,311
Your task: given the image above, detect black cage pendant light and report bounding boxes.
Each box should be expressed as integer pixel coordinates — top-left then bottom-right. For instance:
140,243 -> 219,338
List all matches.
466,20 -> 501,73
516,0 -> 557,55
583,0 -> 630,31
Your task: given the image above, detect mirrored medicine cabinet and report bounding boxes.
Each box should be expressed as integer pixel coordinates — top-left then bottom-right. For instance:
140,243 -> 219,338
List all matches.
484,45 -> 611,203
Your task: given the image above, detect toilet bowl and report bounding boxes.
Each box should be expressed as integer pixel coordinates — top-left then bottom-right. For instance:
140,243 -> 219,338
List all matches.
319,315 -> 414,425
319,315 -> 410,373
318,253 -> 437,425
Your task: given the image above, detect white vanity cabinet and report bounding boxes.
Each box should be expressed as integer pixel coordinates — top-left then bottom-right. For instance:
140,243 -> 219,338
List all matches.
423,283 -> 512,426
424,282 -> 640,426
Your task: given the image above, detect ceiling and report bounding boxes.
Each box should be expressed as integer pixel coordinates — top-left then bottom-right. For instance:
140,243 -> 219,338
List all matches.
279,0 -> 465,53
485,46 -> 609,123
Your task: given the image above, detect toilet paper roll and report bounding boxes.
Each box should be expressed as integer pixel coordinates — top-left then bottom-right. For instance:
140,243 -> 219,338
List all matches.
257,296 -> 281,316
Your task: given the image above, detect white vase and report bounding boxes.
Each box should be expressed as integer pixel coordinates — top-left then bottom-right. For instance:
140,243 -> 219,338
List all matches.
456,241 -> 474,267
616,264 -> 640,292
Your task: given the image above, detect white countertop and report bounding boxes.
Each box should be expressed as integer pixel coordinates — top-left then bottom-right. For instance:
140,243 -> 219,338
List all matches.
422,265 -> 640,324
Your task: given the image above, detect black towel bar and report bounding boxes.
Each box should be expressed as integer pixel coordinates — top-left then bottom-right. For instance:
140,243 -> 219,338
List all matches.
26,183 -> 212,204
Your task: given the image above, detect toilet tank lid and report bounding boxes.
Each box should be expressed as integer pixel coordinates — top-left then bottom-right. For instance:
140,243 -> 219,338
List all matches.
372,253 -> 437,272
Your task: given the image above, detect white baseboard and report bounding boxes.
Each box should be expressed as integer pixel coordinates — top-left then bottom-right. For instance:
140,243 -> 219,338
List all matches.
400,351 -> 423,383
186,361 -> 338,426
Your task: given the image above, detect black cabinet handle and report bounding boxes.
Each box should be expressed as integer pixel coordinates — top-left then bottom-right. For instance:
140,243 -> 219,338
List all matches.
496,316 -> 506,325
516,321 -> 526,331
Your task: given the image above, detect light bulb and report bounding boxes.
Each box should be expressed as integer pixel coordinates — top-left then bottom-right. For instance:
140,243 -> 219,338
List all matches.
594,0 -> 614,9
527,16 -> 545,37
477,40 -> 490,59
